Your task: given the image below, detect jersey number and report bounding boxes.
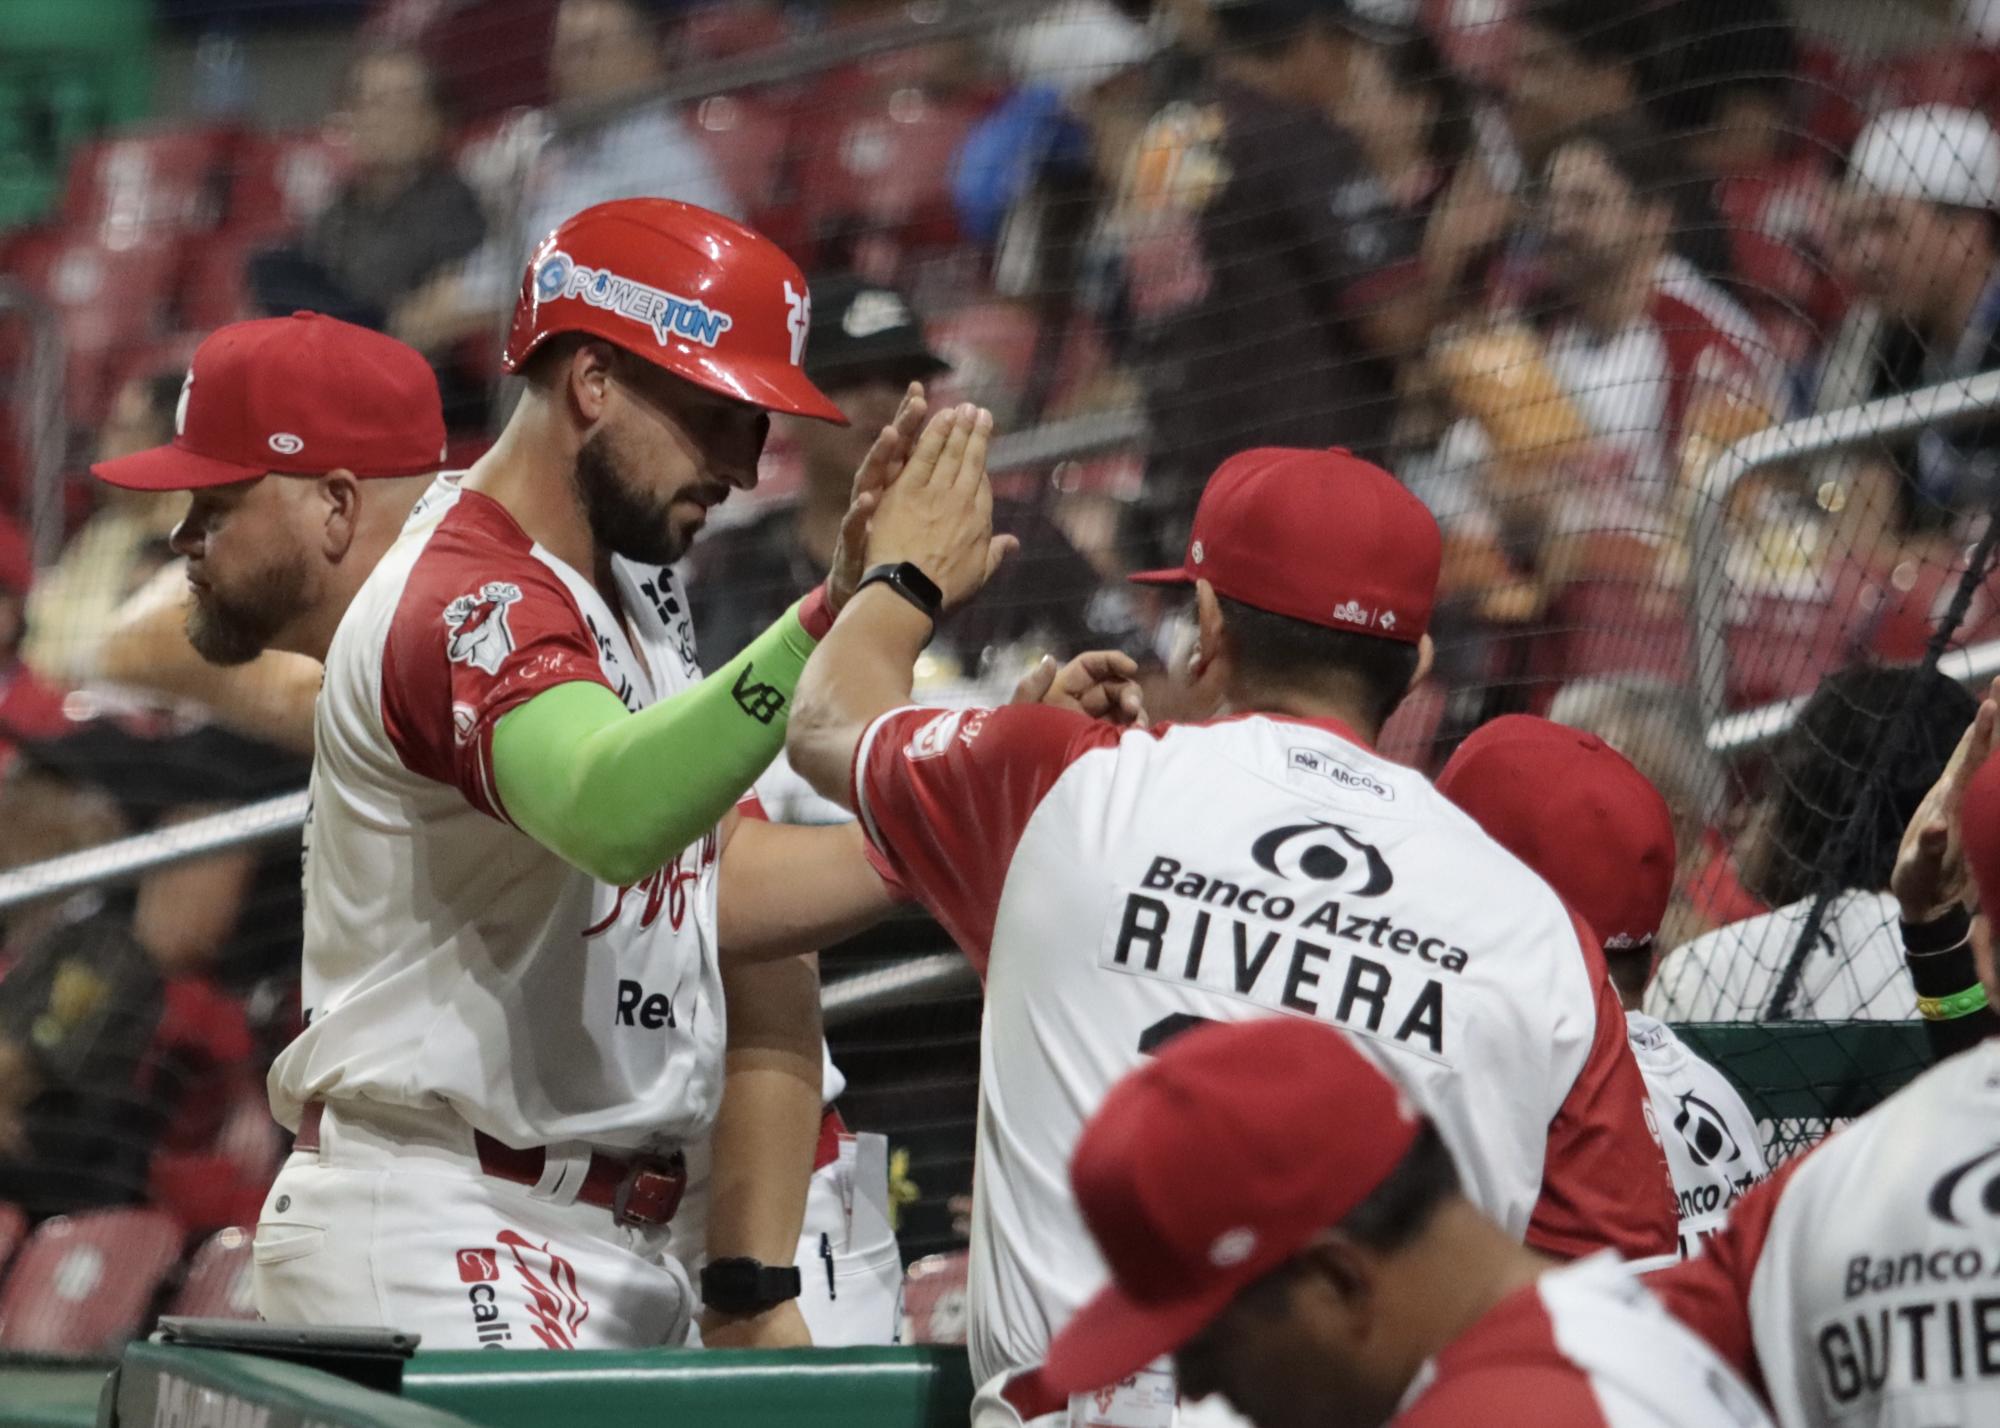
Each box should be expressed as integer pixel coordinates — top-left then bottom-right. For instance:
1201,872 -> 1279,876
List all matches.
1137,1013 -> 1216,1056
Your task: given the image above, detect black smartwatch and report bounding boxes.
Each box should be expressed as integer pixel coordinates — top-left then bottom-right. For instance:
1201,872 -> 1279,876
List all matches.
700,1257 -> 802,1315
855,561 -> 944,626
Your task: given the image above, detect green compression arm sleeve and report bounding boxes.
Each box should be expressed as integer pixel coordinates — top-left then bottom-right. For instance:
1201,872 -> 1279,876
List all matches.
490,598 -> 820,886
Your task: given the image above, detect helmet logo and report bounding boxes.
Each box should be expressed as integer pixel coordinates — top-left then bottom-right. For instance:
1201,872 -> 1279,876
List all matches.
537,249 -> 733,350
784,281 -> 810,367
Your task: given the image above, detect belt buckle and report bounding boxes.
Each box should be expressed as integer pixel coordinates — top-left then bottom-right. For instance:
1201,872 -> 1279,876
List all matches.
612,1149 -> 687,1227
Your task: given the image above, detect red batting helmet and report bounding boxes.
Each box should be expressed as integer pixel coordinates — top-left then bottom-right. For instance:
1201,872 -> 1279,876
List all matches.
503,198 -> 848,425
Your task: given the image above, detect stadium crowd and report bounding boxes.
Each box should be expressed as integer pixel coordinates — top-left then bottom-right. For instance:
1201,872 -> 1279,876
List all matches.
0,0 -> 1996,1424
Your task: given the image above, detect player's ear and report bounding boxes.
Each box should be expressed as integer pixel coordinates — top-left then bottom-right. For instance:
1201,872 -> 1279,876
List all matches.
568,340 -> 619,426
1192,580 -> 1225,680
317,470 -> 362,561
1411,633 -> 1435,691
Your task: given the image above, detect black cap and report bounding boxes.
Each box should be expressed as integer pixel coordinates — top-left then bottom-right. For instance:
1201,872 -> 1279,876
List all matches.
804,273 -> 951,390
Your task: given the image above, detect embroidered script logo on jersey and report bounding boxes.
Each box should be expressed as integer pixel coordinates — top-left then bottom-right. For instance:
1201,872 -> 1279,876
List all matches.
443,582 -> 523,675
1251,821 -> 1394,895
1926,1144 -> 2000,1226
1673,1091 -> 1742,1168
532,248 -> 733,350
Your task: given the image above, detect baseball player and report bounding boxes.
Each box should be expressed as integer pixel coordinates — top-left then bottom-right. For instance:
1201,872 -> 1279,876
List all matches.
787,443 -> 1676,1423
1437,715 -> 1770,1259
1035,1015 -> 1775,1428
1648,735 -> 2000,1428
243,200 -> 927,1350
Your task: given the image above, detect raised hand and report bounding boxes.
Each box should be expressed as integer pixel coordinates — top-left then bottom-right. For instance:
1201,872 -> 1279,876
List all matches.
827,382 -> 928,611
863,402 -> 1016,610
1893,677 -> 2000,922
1013,651 -> 1148,727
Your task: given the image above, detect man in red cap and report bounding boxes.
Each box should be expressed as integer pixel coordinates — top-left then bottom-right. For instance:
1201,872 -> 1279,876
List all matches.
239,201 -> 978,1350
1438,716 -> 1770,1259
788,445 -> 1674,1424
91,312 -> 445,669
1650,726 -> 2000,1428
1036,1015 -> 1772,1428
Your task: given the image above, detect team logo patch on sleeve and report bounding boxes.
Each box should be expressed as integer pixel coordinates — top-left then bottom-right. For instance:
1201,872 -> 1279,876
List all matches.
444,582 -> 524,675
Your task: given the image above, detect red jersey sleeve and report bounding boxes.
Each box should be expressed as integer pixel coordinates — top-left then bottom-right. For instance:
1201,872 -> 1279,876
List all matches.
380,533 -> 612,824
1646,1152 -> 1806,1398
852,702 -> 1118,973
1527,912 -> 1679,1262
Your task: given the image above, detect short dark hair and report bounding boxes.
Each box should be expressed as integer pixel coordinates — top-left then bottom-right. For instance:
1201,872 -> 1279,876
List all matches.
1337,1120 -> 1461,1250
1547,116 -> 1687,210
1218,595 -> 1420,730
1761,663 -> 1977,906
141,370 -> 185,430
1521,0 -> 1659,78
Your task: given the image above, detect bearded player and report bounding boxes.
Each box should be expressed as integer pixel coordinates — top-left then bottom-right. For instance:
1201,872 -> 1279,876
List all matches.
238,200 -> 937,1349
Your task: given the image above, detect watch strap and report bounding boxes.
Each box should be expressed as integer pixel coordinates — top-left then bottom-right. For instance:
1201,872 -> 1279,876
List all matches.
856,562 -> 944,622
700,1256 -> 803,1314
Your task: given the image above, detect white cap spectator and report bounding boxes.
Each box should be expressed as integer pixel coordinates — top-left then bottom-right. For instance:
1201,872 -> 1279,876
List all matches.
1002,1 -> 1156,98
1848,104 -> 2000,211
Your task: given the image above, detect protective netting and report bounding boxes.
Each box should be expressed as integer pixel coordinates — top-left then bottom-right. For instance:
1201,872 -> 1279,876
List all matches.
0,0 -> 1994,1352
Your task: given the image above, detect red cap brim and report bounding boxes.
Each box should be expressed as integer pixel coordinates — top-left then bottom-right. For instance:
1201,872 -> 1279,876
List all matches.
91,443 -> 268,492
1126,566 -> 1194,587
1039,1273 -> 1241,1399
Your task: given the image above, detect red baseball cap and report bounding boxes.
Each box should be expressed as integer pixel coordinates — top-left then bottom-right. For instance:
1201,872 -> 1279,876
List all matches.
1129,447 -> 1441,644
1961,749 -> 2000,918
1040,1016 -> 1425,1397
91,313 -> 446,492
1436,715 -> 1678,951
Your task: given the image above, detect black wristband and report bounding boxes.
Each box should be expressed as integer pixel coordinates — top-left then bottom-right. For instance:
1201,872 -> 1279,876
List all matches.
1901,904 -> 1973,956
700,1257 -> 802,1315
856,562 -> 944,624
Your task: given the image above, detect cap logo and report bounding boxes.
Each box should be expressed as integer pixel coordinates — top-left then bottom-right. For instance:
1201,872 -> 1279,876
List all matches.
1208,1228 -> 1257,1266
543,249 -> 734,350
1378,610 -> 1396,631
842,290 -> 911,340
1191,540 -> 1204,565
784,280 -> 810,368
268,433 -> 304,456
1332,599 -> 1371,626
174,369 -> 194,438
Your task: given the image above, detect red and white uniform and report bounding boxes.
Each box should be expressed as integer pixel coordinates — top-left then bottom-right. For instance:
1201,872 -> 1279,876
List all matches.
1395,1253 -> 1775,1427
851,703 -> 1675,1416
255,476 -> 725,1347
1651,1040 -> 2000,1428
1626,1012 -> 1771,1259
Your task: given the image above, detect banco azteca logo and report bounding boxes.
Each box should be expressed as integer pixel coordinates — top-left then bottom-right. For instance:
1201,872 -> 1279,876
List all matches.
1927,1143 -> 2000,1226
1249,821 -> 1393,896
1673,1091 -> 1741,1168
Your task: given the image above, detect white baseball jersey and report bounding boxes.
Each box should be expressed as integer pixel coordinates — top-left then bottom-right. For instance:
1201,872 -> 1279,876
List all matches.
1648,891 -> 1913,1022
1626,1012 -> 1771,1259
1652,1039 -> 2000,1428
270,477 -> 726,1151
1395,1253 -> 1774,1427
853,704 -> 1676,1391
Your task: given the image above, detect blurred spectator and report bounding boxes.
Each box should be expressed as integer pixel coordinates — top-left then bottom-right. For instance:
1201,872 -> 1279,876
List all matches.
1432,120 -> 1779,580
1648,663 -> 1976,1022
1500,0 -> 1733,284
1817,105 -> 2000,532
0,721 -> 304,1219
688,273 -> 1110,676
246,46 -> 486,337
1106,0 -> 1399,564
395,0 -> 735,353
21,372 -> 183,686
1651,0 -> 1799,183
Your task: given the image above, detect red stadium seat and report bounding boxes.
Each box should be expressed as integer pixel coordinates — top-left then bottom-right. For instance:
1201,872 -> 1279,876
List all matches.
61,130 -> 227,242
166,1227 -> 256,1321
225,130 -> 348,238
0,1208 -> 182,1354
899,1249 -> 968,1346
179,229 -> 276,331
690,93 -> 799,244
796,88 -> 987,256
14,234 -> 185,423
677,1 -> 794,63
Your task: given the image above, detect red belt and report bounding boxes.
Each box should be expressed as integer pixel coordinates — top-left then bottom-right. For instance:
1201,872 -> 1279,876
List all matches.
295,1101 -> 685,1228
814,1104 -> 848,1172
